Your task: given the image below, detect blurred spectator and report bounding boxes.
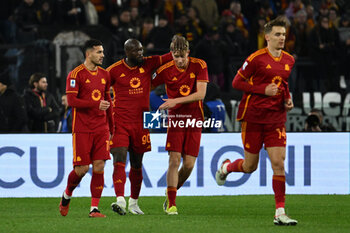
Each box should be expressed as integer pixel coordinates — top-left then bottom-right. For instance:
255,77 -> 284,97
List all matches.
293,9 -> 313,57
14,0 -> 39,42
249,16 -> 267,52
318,3 -> 330,19
285,0 -> 305,20
80,0 -> 98,25
284,17 -> 297,54
194,27 -> 227,90
187,6 -> 206,37
0,69 -> 28,133
304,108 -> 336,132
230,1 -> 249,39
305,4 -> 316,28
0,0 -> 19,43
162,0 -> 185,26
90,0 -> 108,25
338,14 -> 350,90
175,13 -> 199,50
191,0 -> 219,29
308,15 -> 340,92
329,7 -> 340,28
220,21 -> 246,57
62,0 -> 86,26
147,15 -> 174,50
58,94 -> 72,132
139,17 -> 154,46
116,9 -> 136,46
37,0 -> 54,25
23,73 -> 60,133
130,7 -> 141,36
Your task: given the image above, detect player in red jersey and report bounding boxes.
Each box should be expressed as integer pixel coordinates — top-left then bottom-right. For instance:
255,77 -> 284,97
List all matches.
215,16 -> 298,225
152,35 -> 208,215
107,39 -> 172,215
59,39 -> 114,218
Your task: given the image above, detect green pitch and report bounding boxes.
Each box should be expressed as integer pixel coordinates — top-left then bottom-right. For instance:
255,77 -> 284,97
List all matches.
1,195 -> 349,233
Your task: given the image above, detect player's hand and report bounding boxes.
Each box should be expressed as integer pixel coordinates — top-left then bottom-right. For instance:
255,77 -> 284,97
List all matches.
159,98 -> 177,110
284,98 -> 294,111
265,83 -> 278,96
99,100 -> 110,110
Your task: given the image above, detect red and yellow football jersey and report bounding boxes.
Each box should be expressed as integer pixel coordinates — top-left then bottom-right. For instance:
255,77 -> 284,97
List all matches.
107,54 -> 172,124
66,64 -> 112,133
234,48 -> 295,124
153,57 -> 209,120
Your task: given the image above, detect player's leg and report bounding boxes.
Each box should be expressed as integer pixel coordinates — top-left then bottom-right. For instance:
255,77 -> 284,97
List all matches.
177,155 -> 196,189
110,146 -> 128,215
265,123 -> 297,225
128,149 -> 145,215
89,130 -> 110,218
165,151 -> 181,215
216,121 -> 262,185
89,159 -> 106,218
59,132 -> 91,216
59,165 -> 89,216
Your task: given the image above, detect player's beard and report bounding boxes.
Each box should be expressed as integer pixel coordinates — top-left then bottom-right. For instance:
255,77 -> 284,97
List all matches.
130,57 -> 144,66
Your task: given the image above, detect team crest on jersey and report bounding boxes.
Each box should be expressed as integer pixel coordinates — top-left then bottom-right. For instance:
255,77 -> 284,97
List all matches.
101,78 -> 106,84
70,79 -> 76,88
285,64 -> 290,71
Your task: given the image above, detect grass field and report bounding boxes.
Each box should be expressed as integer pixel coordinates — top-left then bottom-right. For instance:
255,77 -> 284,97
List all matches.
1,195 -> 349,233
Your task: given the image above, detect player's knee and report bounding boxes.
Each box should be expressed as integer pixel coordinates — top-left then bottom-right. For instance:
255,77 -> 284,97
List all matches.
183,161 -> 195,171
243,164 -> 258,173
93,160 -> 105,172
169,157 -> 181,169
75,165 -> 89,177
270,160 -> 284,171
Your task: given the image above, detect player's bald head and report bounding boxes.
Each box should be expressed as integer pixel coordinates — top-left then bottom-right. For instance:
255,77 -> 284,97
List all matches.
124,39 -> 142,52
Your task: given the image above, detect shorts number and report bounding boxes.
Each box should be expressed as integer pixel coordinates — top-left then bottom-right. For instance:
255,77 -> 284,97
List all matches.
142,133 -> 150,145
276,127 -> 286,139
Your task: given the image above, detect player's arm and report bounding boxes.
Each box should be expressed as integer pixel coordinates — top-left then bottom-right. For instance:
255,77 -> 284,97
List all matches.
105,74 -> 115,136
159,81 -> 207,110
160,52 -> 173,65
282,79 -> 293,111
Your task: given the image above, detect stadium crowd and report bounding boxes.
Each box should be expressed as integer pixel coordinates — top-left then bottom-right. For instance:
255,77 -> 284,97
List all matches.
0,0 -> 350,133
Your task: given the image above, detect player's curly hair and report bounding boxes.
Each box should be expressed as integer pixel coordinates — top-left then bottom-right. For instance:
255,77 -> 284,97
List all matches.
264,16 -> 287,34
170,35 -> 189,52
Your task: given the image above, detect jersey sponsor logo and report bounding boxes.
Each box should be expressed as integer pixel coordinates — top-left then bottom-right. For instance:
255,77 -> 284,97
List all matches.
130,77 -> 141,88
172,77 -> 178,81
285,64 -> 290,71
91,89 -> 102,101
85,79 -> 91,83
179,85 -> 191,96
139,68 -> 145,73
242,61 -> 248,70
101,78 -> 106,84
266,64 -> 271,69
70,79 -> 76,88
190,73 -> 196,78
120,73 -> 125,77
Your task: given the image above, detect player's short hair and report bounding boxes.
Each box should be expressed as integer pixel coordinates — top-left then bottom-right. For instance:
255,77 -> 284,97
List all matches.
29,73 -> 46,88
264,16 -> 287,34
82,39 -> 103,57
170,35 -> 189,53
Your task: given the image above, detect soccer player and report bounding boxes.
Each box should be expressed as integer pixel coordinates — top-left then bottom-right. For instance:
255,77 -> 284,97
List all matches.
152,35 -> 208,215
107,39 -> 172,215
215,16 -> 298,225
59,39 -> 114,218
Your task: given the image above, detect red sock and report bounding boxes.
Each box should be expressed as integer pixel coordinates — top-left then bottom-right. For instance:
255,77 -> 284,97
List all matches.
90,171 -> 104,207
167,187 -> 177,207
273,175 -> 285,209
112,162 -> 126,197
227,159 -> 244,173
129,167 -> 143,199
65,170 -> 82,196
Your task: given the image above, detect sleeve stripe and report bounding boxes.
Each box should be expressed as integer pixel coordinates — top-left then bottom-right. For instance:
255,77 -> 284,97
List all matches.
66,91 -> 78,93
191,58 -> 207,69
197,80 -> 209,82
71,65 -> 84,79
238,71 -> 248,80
